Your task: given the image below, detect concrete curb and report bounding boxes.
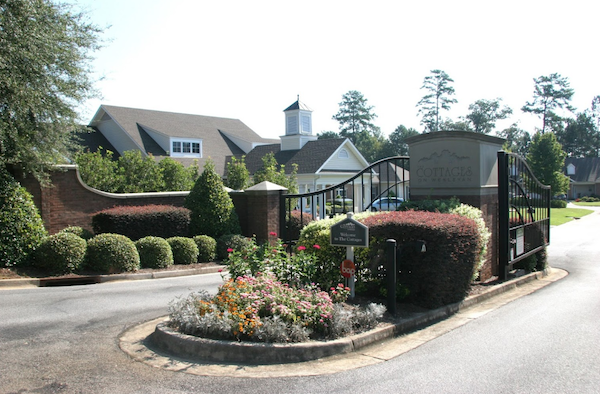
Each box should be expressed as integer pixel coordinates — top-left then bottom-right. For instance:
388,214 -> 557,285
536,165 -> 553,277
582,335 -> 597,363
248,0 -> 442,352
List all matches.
0,265 -> 225,289
145,267 -> 563,365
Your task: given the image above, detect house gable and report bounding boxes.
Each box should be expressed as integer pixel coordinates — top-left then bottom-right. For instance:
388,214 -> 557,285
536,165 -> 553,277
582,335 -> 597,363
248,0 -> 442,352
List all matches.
87,105 -> 274,176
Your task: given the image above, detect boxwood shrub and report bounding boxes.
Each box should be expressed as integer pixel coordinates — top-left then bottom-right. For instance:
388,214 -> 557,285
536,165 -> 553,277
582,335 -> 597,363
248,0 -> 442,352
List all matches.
193,235 -> 217,263
135,236 -> 174,269
92,205 -> 190,241
86,233 -> 140,273
167,237 -> 199,265
59,226 -> 94,240
34,232 -> 87,274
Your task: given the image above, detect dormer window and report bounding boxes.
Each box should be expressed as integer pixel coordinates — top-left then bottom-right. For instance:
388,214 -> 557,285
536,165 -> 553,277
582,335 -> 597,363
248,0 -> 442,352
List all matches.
567,163 -> 576,175
171,139 -> 202,158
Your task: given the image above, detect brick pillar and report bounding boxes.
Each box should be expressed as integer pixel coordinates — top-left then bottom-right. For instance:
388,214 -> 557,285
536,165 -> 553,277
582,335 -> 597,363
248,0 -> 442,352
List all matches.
230,182 -> 287,244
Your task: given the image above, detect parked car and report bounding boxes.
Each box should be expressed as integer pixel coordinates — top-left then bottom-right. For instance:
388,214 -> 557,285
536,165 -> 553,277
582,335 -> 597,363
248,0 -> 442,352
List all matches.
370,197 -> 404,211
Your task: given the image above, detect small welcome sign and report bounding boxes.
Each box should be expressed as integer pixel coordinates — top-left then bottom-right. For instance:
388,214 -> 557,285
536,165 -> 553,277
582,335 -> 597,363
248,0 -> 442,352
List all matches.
330,213 -> 369,248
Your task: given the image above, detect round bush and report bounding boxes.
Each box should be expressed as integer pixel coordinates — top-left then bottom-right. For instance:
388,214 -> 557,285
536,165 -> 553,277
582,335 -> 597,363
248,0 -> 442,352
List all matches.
135,236 -> 174,269
167,237 -> 199,265
193,235 -> 217,263
34,232 -> 87,274
0,170 -> 47,267
86,233 -> 140,273
216,234 -> 254,260
59,226 -> 94,240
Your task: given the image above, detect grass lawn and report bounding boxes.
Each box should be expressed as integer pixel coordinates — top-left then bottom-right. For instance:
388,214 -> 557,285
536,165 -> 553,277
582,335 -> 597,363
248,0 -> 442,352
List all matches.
551,207 -> 594,225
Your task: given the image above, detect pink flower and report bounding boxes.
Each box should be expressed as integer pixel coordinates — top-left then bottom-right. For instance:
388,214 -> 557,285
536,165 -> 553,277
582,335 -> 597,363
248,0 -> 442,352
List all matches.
269,232 -> 277,237
313,244 -> 320,249
297,246 -> 306,251
218,269 -> 223,272
227,248 -> 234,253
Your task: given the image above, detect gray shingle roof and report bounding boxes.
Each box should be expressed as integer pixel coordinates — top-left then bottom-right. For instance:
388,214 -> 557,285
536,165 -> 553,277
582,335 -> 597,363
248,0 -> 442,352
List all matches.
565,157 -> 600,183
241,138 -> 347,175
88,105 -> 276,176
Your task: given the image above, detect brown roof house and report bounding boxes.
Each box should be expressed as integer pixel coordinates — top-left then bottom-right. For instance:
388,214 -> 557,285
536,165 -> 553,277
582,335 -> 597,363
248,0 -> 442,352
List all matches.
564,157 -> 600,199
86,105 -> 278,176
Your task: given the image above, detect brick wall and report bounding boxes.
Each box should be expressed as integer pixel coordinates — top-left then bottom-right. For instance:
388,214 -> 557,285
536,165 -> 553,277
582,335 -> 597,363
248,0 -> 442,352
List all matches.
19,166 -> 187,235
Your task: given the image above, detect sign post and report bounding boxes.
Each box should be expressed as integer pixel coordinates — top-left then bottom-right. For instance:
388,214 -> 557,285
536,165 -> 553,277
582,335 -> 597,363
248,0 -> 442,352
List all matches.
330,212 -> 369,299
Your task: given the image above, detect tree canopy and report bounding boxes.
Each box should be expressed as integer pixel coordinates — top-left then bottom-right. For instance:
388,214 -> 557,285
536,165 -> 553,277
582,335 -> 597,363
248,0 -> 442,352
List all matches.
332,90 -> 379,139
416,69 -> 457,132
521,73 -> 575,134
466,98 -> 513,134
0,0 -> 102,181
527,132 -> 570,195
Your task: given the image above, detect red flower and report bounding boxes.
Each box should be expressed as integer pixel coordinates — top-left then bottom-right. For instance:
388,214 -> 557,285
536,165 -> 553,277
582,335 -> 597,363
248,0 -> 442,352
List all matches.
297,246 -> 306,251
227,248 -> 234,253
269,232 -> 277,237
313,244 -> 320,249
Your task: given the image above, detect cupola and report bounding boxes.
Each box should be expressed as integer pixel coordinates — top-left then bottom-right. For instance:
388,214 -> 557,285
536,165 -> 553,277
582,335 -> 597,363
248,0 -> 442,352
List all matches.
280,96 -> 318,151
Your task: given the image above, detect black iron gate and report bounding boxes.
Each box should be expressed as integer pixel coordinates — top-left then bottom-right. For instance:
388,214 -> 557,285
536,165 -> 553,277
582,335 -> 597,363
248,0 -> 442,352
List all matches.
498,151 -> 551,280
279,156 -> 410,246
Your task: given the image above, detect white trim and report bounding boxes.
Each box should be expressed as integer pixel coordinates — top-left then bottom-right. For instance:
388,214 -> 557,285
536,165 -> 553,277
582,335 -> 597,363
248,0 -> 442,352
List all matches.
170,138 -> 202,158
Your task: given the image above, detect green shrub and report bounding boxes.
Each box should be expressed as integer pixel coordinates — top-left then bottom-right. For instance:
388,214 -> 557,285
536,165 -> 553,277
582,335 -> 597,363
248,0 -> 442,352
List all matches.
399,197 -> 461,213
34,232 -> 87,274
285,210 -> 313,241
193,235 -> 217,263
167,237 -> 199,265
449,203 -> 491,280
92,205 -> 190,241
86,233 -> 140,273
0,169 -> 47,267
361,211 -> 481,309
59,226 -> 94,240
297,212 -> 380,290
551,199 -> 567,208
216,234 -> 254,260
135,236 -> 174,269
185,160 -> 241,238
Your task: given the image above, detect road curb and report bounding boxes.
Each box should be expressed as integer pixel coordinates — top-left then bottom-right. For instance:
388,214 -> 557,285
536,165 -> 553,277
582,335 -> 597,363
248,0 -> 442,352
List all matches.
0,265 -> 225,289
121,267 -> 567,374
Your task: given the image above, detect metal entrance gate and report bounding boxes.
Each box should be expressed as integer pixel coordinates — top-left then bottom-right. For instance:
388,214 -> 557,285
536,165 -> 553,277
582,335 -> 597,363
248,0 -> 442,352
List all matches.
498,151 -> 551,280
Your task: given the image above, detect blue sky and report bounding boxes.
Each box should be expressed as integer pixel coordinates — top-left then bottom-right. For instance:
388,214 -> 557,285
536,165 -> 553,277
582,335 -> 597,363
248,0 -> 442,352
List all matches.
69,0 -> 599,139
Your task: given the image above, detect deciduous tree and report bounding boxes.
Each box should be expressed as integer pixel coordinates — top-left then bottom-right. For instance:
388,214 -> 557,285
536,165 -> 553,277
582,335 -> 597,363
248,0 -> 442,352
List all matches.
527,132 -> 569,195
466,98 -> 513,134
224,155 -> 250,190
0,0 -> 102,181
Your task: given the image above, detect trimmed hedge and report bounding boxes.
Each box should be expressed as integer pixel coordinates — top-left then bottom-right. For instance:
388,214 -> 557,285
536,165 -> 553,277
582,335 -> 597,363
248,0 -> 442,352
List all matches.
59,226 -> 94,240
92,205 -> 190,241
551,199 -> 567,208
167,237 -> 199,265
135,236 -> 174,269
193,235 -> 217,263
86,233 -> 140,273
361,211 -> 481,309
34,232 -> 87,274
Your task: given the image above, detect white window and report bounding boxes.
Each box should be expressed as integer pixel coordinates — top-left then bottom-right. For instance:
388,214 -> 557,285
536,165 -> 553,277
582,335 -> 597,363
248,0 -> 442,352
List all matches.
171,139 -> 202,158
338,149 -> 349,159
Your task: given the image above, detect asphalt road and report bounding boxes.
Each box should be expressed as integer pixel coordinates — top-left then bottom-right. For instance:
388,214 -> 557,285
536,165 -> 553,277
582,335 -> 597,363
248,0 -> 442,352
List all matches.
1,207 -> 599,393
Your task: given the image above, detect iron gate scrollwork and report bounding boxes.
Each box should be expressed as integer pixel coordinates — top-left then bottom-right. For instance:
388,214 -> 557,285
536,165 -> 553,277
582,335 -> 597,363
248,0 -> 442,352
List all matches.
279,156 -> 410,247
498,151 -> 551,280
